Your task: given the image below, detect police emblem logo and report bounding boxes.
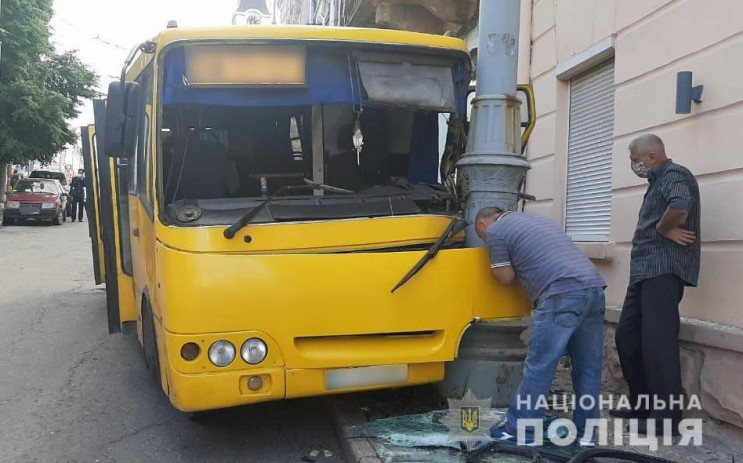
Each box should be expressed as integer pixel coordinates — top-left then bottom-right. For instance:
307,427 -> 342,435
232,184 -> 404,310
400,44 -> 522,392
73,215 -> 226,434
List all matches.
460,406 -> 480,433
441,389 -> 497,451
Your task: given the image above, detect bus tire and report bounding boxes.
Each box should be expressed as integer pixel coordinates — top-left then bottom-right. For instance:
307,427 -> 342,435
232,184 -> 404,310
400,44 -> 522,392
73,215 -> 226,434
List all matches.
141,300 -> 162,388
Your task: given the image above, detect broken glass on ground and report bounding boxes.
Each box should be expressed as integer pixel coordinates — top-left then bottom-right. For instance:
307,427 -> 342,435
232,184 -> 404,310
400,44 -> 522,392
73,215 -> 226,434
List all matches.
352,409 -> 579,463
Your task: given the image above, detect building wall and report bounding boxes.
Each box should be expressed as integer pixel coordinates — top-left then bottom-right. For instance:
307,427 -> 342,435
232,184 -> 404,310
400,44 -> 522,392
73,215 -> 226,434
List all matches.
522,0 -> 743,427
278,0 -> 475,34
278,0 -> 367,27
523,0 -> 743,329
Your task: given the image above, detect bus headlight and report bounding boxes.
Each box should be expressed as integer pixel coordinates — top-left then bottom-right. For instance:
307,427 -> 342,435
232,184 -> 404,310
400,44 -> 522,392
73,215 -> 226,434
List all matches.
208,340 -> 236,367
241,338 -> 268,364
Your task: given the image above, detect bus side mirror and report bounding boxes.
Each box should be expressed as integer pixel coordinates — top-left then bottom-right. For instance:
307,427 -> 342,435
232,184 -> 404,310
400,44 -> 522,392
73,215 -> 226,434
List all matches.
103,81 -> 140,158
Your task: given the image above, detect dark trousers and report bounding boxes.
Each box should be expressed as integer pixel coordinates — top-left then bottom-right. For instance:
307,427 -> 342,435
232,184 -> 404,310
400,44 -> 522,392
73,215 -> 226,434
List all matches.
615,274 -> 685,422
71,197 -> 85,222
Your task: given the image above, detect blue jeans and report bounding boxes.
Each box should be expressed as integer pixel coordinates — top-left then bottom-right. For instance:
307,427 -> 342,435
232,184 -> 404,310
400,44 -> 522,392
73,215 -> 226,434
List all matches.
506,287 -> 606,438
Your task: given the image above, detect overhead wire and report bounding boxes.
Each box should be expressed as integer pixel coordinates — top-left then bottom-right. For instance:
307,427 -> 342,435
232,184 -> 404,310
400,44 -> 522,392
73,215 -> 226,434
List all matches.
54,16 -> 129,51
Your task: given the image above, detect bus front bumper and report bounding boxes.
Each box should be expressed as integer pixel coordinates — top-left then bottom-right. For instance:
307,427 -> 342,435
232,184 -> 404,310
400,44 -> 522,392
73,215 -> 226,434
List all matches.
166,362 -> 444,412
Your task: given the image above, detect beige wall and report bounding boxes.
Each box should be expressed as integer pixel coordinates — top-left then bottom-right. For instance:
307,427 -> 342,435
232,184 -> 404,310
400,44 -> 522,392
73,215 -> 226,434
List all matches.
522,0 -> 743,328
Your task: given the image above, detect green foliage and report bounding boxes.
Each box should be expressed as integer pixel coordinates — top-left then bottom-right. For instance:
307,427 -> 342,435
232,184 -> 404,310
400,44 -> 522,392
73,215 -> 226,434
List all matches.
0,0 -> 98,165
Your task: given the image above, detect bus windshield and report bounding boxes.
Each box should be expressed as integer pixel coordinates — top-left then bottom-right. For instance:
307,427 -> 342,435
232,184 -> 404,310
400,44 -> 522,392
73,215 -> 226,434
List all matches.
158,44 -> 469,226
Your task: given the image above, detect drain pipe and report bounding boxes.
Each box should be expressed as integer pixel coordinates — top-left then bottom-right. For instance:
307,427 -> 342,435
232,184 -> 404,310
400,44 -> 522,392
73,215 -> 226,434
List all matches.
456,0 -> 531,246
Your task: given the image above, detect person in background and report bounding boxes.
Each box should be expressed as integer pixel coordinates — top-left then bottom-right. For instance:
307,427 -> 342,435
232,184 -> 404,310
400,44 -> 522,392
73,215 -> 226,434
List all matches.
476,207 -> 607,446
69,169 -> 86,223
612,134 -> 700,436
9,169 -> 22,189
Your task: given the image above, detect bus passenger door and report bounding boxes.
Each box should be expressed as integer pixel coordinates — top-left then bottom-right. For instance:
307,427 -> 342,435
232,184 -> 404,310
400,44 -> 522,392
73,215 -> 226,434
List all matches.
91,98 -> 138,334
81,125 -> 105,285
128,67 -> 156,317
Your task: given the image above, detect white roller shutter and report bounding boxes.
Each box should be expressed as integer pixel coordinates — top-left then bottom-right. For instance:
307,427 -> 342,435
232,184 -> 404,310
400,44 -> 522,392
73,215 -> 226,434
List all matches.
565,61 -> 615,242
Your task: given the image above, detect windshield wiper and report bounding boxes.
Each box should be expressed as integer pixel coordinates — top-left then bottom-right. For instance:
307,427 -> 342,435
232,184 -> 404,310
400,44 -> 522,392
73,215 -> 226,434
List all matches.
223,179 -> 354,239
223,185 -> 304,238
390,218 -> 468,293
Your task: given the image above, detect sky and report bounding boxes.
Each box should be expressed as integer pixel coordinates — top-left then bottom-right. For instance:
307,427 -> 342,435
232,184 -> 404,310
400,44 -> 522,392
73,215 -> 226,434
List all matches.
51,0 -> 277,129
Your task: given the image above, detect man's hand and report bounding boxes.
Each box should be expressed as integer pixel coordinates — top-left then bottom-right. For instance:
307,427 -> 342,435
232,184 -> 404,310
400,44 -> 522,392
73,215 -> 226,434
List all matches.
490,265 -> 516,285
658,226 -> 696,246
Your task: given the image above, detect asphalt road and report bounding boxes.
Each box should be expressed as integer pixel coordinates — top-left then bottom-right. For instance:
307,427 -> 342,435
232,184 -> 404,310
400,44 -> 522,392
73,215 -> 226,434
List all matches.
0,220 -> 343,463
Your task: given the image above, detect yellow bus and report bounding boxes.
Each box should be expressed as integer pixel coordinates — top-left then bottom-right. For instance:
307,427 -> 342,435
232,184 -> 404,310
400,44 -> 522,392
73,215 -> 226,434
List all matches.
82,26 -> 531,412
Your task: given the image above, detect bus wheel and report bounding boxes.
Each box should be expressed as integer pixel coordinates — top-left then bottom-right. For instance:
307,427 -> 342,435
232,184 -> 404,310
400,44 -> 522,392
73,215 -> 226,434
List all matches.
141,301 -> 161,388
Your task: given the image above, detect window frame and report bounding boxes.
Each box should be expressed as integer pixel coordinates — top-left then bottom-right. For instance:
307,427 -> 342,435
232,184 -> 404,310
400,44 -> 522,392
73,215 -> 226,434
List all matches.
134,65 -> 155,220
563,59 -> 615,243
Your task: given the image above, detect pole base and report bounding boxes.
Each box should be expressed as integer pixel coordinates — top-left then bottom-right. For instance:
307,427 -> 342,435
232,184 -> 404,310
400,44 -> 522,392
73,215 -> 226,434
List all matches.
437,321 -> 527,407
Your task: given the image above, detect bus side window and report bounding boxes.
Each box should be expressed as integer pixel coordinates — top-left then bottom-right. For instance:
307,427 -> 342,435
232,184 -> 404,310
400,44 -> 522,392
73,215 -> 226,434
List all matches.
136,67 -> 154,217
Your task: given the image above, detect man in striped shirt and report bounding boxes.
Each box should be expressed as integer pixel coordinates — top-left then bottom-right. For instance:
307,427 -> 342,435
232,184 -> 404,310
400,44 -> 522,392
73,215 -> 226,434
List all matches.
475,208 -> 606,445
612,134 -> 700,436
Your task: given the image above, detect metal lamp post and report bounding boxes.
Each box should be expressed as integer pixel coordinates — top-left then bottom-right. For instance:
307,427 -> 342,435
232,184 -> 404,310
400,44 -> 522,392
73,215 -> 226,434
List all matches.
456,0 -> 531,246
440,0 -> 531,405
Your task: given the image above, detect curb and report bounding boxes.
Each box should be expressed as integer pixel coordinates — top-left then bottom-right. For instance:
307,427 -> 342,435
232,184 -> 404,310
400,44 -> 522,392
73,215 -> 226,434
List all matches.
327,396 -> 382,463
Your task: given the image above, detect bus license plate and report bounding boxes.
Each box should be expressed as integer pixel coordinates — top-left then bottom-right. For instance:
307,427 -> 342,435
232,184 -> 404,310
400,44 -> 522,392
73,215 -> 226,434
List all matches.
325,364 -> 408,391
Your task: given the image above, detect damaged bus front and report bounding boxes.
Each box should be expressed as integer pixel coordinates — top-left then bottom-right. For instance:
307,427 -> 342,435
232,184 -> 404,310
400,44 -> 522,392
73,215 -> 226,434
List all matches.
85,26 -> 531,412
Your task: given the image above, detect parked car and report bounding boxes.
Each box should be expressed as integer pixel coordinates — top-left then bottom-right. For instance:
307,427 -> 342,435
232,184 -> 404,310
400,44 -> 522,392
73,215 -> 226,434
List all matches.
29,170 -> 70,194
2,178 -> 68,225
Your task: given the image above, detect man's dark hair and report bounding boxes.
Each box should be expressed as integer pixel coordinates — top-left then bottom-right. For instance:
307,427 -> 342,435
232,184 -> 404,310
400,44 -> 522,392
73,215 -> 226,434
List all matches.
476,207 -> 505,223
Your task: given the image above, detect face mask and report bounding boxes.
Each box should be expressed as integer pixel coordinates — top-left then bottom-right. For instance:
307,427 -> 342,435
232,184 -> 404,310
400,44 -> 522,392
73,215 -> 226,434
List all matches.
631,161 -> 650,178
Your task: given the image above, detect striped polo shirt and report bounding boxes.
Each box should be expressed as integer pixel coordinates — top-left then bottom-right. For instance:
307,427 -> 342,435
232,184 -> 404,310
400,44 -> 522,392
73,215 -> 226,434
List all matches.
486,212 -> 606,305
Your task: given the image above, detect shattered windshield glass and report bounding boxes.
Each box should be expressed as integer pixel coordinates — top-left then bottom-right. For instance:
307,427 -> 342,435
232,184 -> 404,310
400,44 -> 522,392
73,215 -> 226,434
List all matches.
160,104 -> 457,226
159,44 -> 468,226
353,410 -> 579,463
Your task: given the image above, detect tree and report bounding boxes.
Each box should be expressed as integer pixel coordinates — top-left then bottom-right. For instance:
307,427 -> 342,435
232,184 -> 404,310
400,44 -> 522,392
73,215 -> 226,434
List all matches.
0,0 -> 98,200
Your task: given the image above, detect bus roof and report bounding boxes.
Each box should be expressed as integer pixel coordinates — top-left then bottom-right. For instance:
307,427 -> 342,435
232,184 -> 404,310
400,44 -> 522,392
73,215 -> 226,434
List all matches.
125,26 -> 468,82
152,25 -> 468,53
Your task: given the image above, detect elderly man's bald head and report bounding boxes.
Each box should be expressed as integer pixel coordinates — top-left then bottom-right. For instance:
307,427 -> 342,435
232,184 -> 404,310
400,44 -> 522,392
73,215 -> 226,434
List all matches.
629,134 -> 666,155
